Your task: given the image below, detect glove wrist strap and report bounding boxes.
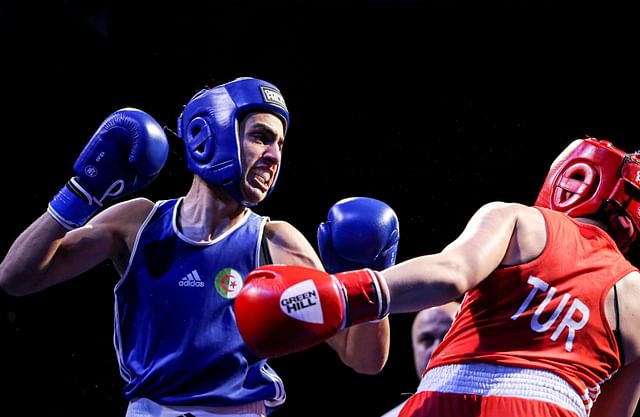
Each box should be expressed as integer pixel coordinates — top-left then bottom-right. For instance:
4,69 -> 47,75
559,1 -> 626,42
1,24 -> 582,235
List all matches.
334,268 -> 389,326
376,270 -> 390,318
47,178 -> 99,230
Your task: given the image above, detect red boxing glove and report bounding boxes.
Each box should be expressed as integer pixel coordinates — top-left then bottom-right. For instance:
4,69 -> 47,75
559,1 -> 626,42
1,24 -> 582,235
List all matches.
235,264 -> 389,359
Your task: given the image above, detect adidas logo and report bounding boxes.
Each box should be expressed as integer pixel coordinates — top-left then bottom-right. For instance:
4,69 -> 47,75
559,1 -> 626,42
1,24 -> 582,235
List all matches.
178,269 -> 205,287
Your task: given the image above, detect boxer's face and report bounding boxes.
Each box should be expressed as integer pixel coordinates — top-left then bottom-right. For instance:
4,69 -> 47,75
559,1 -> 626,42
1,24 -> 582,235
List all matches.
238,112 -> 285,205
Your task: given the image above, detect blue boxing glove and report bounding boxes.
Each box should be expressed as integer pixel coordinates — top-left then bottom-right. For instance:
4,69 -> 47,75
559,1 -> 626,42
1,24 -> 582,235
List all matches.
48,108 -> 169,229
317,197 -> 400,273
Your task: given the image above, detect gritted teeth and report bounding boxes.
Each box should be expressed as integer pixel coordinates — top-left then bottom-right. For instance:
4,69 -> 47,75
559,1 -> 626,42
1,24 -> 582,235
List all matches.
258,171 -> 271,182
252,168 -> 272,189
256,165 -> 273,179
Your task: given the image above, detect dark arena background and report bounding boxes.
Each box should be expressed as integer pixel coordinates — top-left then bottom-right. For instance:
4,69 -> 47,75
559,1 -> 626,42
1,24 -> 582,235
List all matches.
1,2 -> 639,416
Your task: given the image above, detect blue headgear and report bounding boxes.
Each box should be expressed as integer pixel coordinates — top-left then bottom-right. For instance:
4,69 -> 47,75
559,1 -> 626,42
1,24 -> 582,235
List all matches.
176,77 -> 289,206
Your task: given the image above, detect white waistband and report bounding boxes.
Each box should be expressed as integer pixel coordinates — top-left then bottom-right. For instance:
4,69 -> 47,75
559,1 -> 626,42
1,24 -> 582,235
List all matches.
126,398 -> 267,417
418,363 -> 586,417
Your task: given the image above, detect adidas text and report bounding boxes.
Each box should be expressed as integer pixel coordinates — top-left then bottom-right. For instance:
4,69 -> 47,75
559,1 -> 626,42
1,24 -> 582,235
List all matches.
179,270 -> 205,287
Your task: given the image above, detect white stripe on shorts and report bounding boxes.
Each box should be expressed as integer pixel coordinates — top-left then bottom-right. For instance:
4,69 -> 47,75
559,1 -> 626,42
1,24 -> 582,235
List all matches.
417,363 -> 586,417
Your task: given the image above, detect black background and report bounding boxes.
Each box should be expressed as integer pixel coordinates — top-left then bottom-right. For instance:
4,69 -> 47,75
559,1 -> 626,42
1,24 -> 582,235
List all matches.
1,2 -> 639,416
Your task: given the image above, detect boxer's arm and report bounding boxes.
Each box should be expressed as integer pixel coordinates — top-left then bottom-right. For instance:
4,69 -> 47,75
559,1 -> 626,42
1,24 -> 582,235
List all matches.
590,359 -> 640,417
382,202 -> 546,313
264,220 -> 324,270
0,198 -> 151,296
265,220 -> 389,374
324,318 -> 389,374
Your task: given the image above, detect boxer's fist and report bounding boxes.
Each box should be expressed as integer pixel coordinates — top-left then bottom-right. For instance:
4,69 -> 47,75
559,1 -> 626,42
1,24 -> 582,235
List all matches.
318,197 -> 400,273
48,108 -> 169,229
235,264 -> 389,358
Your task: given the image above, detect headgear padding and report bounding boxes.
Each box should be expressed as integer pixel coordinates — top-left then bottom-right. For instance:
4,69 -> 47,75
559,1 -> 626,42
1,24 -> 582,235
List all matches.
535,137 -> 640,251
176,77 -> 289,206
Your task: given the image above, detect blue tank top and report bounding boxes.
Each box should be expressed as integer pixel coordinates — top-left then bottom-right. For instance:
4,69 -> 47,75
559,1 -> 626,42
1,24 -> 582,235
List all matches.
113,198 -> 285,408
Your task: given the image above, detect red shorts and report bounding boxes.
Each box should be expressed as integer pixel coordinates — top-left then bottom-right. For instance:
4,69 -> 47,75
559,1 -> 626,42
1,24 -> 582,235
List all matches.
398,391 -> 581,417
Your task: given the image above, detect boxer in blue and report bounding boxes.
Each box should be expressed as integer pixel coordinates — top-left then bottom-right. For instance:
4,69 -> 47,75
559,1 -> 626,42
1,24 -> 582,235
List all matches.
0,77 -> 400,417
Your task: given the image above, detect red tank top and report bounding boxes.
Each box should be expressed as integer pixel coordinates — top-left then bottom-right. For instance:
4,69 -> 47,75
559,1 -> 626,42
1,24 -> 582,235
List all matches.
427,207 -> 637,407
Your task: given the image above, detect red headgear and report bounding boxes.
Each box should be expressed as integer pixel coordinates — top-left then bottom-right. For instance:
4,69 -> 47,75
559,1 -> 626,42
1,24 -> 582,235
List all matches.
535,137 -> 640,252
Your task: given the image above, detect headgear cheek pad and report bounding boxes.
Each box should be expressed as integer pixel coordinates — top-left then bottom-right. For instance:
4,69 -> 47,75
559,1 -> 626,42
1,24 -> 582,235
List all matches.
176,77 -> 289,206
535,137 -> 640,251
